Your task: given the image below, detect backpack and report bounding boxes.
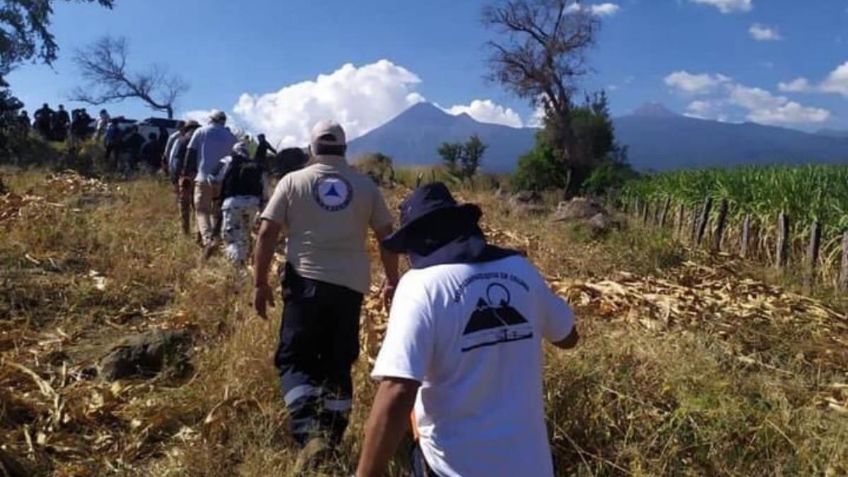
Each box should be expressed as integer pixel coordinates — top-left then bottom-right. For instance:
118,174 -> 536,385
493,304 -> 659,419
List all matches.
221,155 -> 264,199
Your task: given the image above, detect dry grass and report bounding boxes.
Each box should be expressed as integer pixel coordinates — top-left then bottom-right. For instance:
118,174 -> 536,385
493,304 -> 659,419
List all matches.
1,168 -> 846,476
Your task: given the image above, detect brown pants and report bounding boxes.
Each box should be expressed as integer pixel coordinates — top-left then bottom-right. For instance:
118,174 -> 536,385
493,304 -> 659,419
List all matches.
194,181 -> 221,246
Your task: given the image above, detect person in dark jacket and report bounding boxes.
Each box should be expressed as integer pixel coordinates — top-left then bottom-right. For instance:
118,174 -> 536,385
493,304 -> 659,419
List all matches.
34,103 -> 53,139
254,133 -> 277,168
103,119 -> 122,168
174,121 -> 202,237
120,126 -> 145,173
211,142 -> 269,265
140,132 -> 163,173
52,105 -> 70,142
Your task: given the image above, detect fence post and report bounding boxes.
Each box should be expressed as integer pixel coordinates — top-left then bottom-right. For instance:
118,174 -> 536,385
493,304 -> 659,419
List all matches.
633,198 -> 640,219
712,198 -> 729,252
804,221 -> 822,289
415,172 -> 424,188
642,201 -> 650,225
676,203 -> 685,238
695,197 -> 713,247
776,212 -> 790,269
659,197 -> 671,228
741,214 -> 751,258
839,232 -> 848,293
431,169 -> 437,184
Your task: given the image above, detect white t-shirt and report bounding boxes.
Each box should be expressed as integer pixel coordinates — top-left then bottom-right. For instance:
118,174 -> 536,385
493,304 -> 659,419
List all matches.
372,255 -> 575,477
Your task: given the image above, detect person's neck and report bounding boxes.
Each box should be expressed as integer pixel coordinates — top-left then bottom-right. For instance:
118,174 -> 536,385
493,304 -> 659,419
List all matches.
313,154 -> 347,166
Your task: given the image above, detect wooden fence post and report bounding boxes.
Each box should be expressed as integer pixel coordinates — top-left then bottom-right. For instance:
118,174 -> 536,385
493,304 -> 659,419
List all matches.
695,197 -> 713,247
776,212 -> 790,269
804,221 -> 821,289
642,201 -> 650,225
633,198 -> 640,219
676,203 -> 685,239
741,214 -> 751,258
659,197 -> 671,228
839,232 -> 848,293
712,198 -> 729,252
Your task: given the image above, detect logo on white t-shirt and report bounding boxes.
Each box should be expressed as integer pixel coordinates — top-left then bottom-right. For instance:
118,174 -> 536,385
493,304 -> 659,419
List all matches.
461,282 -> 533,352
314,174 -> 353,211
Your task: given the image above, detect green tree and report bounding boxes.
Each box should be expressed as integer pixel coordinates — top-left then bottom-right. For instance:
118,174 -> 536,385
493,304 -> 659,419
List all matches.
438,135 -> 488,186
483,0 -> 600,196
0,0 -> 114,157
514,92 -> 633,193
0,0 -> 115,71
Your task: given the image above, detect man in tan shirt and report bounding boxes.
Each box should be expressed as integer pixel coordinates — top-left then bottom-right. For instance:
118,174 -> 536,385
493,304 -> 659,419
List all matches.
252,120 -> 398,470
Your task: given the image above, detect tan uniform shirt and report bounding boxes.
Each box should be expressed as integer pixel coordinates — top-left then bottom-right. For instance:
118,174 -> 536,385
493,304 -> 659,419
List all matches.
261,155 -> 393,294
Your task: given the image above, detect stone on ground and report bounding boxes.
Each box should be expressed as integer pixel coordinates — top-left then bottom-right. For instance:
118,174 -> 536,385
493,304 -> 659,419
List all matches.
99,329 -> 192,381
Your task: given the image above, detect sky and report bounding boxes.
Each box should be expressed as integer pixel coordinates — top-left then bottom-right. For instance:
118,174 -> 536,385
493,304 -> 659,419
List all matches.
7,0 -> 848,146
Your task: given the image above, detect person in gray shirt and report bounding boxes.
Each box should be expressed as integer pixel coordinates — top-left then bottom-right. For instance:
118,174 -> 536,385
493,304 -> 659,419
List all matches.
184,110 -> 237,255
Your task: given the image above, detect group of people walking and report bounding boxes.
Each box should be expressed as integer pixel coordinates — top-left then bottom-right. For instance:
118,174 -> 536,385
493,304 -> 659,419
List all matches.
217,118 -> 583,476
22,103 -> 94,144
162,110 -> 271,266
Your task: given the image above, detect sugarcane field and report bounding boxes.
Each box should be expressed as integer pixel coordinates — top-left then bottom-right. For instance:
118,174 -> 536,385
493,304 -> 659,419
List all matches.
2,1 -> 848,477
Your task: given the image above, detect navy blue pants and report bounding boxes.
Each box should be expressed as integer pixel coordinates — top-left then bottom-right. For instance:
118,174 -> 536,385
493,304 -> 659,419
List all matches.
274,264 -> 363,446
411,442 -> 441,477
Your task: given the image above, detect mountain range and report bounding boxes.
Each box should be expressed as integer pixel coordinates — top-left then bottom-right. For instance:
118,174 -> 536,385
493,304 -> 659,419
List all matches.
347,102 -> 848,172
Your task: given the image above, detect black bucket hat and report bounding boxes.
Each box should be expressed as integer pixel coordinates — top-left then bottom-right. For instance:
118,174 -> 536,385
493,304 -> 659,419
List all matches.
381,183 -> 481,253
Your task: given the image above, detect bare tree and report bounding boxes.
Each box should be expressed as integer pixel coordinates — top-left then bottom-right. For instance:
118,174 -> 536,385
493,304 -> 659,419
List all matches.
483,0 -> 598,193
70,36 -> 187,119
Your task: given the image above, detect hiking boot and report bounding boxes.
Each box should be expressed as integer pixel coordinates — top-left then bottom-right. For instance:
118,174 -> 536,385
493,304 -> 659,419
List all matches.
293,437 -> 331,474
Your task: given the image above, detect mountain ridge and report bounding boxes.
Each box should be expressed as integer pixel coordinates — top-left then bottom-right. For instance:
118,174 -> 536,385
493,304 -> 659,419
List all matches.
347,102 -> 848,173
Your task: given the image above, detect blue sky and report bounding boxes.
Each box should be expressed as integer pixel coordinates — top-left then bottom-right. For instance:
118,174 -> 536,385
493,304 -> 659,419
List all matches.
7,0 -> 848,145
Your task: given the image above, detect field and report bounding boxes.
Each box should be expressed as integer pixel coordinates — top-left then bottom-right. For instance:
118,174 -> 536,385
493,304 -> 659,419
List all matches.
621,165 -> 848,289
1,167 -> 847,476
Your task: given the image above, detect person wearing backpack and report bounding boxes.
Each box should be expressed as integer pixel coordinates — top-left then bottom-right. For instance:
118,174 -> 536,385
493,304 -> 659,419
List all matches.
212,142 -> 269,265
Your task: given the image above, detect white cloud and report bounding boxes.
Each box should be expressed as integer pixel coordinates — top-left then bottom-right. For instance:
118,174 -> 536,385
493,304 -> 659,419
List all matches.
442,99 -> 524,128
728,84 -> 830,125
566,2 -> 621,16
689,0 -> 753,13
664,71 -> 731,94
232,59 -> 425,147
777,77 -> 811,93
665,70 -> 831,126
749,24 -> 782,41
820,61 -> 848,97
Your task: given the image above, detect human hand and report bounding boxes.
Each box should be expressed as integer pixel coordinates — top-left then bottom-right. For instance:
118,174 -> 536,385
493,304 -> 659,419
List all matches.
253,283 -> 275,320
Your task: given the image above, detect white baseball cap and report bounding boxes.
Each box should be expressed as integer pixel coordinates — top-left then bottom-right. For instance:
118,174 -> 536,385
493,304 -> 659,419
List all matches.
310,120 -> 346,147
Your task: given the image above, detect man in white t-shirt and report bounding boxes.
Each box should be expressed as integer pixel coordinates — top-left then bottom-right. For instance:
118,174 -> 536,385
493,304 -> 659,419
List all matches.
356,183 -> 579,477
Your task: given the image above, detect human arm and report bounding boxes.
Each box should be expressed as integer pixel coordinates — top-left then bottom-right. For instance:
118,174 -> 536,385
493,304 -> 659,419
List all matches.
370,189 -> 399,309
252,219 -> 281,320
356,378 -> 420,477
374,224 -> 399,310
539,271 -> 579,350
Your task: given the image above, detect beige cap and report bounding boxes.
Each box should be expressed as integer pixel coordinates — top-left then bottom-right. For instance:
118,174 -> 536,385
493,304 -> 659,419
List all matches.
310,120 -> 346,147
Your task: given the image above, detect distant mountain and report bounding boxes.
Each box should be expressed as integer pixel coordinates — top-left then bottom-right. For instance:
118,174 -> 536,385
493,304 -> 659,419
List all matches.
817,128 -> 848,139
615,105 -> 848,171
347,102 -> 848,173
347,102 -> 534,173
630,102 -> 679,119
